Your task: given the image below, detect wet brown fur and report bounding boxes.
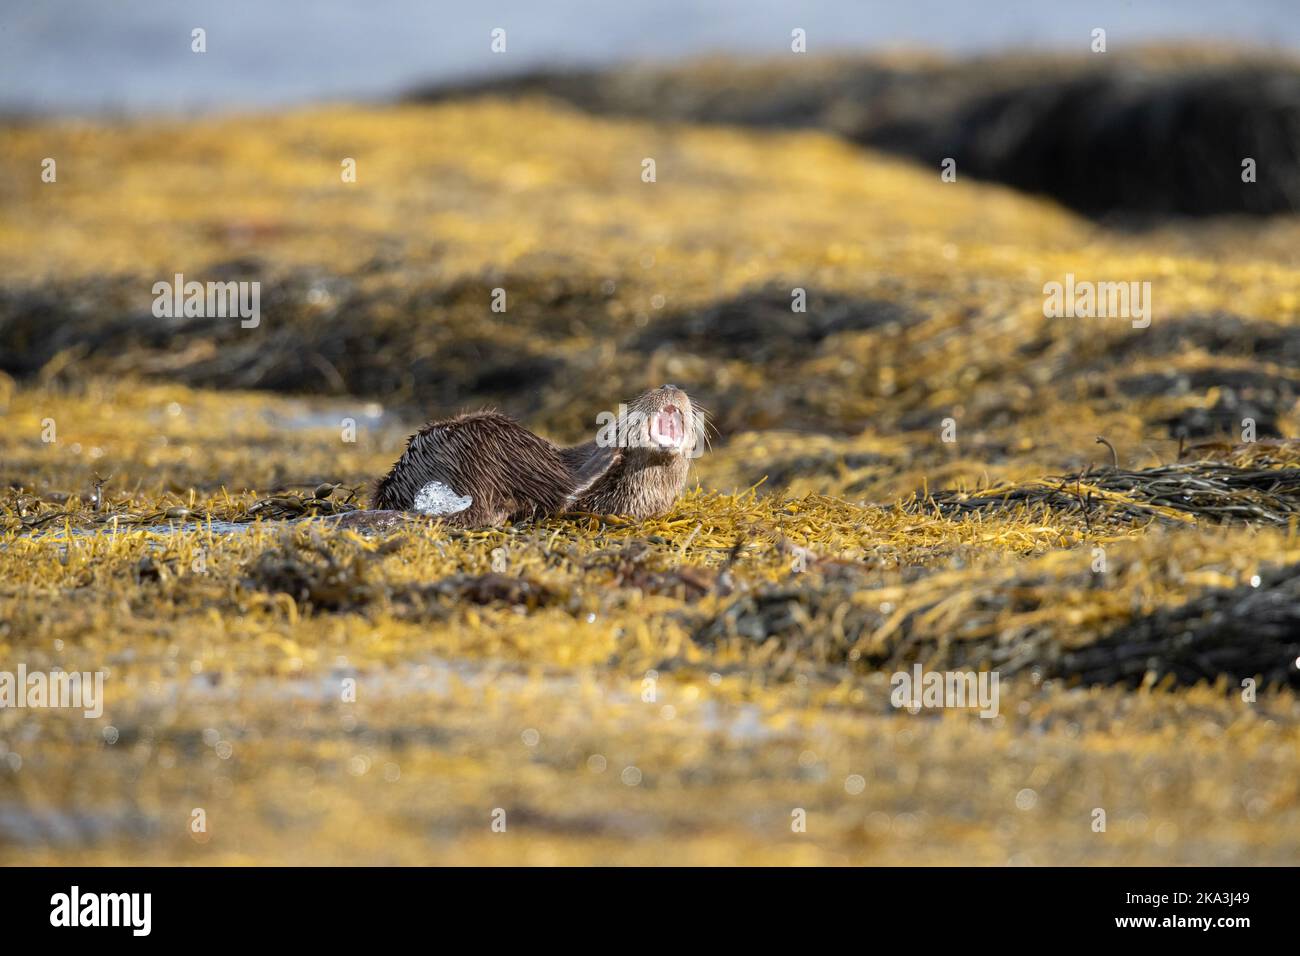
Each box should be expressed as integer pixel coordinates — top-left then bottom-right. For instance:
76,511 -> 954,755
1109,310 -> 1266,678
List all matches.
372,387 -> 699,527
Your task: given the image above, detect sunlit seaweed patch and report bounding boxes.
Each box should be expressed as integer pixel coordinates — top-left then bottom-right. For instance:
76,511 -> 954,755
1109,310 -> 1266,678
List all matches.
2,96 -> 1299,864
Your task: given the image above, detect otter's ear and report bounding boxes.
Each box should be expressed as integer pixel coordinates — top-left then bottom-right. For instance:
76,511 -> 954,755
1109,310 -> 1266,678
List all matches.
566,445 -> 621,503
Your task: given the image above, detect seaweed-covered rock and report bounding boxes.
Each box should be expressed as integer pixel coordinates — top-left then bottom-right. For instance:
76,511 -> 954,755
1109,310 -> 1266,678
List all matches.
1064,563 -> 1300,687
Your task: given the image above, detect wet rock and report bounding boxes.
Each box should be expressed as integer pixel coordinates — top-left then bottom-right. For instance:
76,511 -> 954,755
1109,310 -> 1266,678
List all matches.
1064,563 -> 1300,687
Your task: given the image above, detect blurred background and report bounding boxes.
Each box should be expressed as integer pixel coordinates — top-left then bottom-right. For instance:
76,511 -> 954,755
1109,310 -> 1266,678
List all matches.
3,0 -> 1299,116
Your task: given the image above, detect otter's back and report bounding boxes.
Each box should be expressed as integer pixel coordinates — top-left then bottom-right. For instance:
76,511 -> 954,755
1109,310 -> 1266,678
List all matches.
371,412 -> 574,525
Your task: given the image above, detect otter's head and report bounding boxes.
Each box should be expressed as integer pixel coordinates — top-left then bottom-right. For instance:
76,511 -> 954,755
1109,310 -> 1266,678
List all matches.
622,384 -> 703,459
569,385 -> 706,517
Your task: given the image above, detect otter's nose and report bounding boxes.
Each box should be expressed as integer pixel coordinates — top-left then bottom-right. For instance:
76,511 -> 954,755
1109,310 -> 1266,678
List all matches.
661,383 -> 675,390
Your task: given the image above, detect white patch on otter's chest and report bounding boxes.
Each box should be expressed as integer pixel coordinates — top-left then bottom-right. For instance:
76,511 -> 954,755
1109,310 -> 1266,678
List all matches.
413,480 -> 472,516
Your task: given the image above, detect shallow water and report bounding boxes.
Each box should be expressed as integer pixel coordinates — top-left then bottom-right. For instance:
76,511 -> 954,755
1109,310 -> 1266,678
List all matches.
261,402 -> 391,434
7,510 -> 427,546
20,520 -> 252,540
3,1 -> 1294,115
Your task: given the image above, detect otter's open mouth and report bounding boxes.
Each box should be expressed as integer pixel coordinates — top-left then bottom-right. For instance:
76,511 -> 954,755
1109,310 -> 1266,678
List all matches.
650,405 -> 685,450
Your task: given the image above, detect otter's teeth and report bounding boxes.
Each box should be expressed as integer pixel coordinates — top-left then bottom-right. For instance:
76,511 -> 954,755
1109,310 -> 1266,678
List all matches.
650,408 -> 684,448
413,481 -> 473,516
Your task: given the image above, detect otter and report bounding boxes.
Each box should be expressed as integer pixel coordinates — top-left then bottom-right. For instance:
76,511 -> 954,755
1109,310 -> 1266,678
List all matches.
369,385 -> 702,527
